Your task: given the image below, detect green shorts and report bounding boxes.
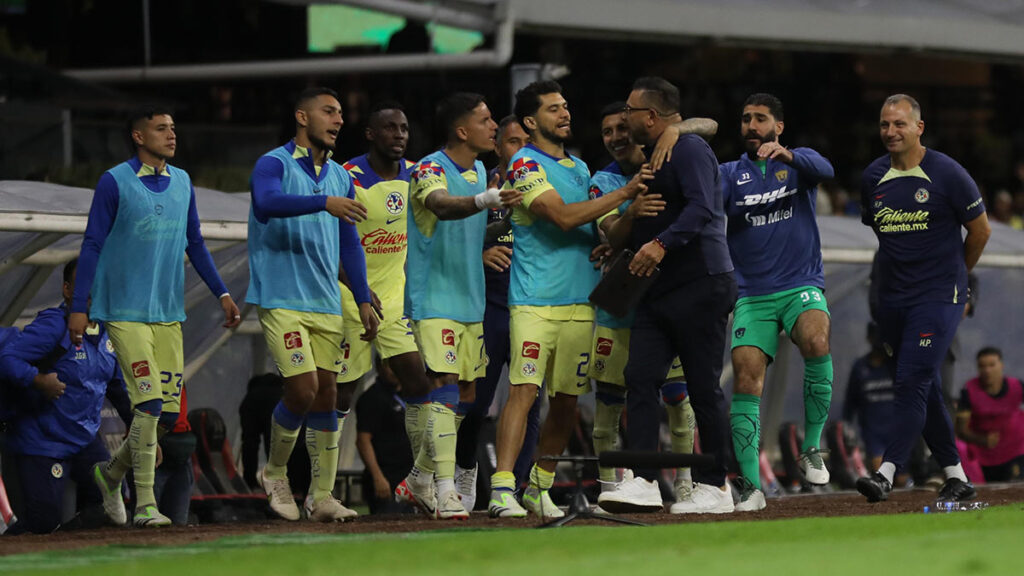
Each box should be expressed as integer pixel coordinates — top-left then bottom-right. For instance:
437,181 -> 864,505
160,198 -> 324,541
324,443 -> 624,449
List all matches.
730,285 -> 829,360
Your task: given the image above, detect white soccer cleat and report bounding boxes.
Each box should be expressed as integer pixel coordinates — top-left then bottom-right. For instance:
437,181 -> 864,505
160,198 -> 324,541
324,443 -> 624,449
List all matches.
596,470 -> 663,514
522,486 -> 565,519
454,464 -> 478,512
798,448 -> 830,486
436,489 -> 470,520
733,477 -> 767,512
394,471 -> 437,518
91,463 -> 127,526
258,466 -> 300,521
306,495 -> 358,522
669,482 -> 735,514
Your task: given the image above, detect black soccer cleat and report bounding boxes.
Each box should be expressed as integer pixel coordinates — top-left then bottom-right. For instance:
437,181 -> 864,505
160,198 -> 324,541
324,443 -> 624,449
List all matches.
856,472 -> 892,503
937,477 -> 977,501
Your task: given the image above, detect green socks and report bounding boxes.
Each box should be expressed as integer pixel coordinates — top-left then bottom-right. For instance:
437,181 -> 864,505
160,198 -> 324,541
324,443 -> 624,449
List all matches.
666,395 -> 695,483
266,418 -> 301,479
730,393 -> 762,490
528,464 -> 555,491
593,397 -> 624,483
802,354 -> 833,452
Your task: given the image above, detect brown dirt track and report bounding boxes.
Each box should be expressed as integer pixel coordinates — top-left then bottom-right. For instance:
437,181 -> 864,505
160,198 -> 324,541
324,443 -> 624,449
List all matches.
3,484 -> 1023,557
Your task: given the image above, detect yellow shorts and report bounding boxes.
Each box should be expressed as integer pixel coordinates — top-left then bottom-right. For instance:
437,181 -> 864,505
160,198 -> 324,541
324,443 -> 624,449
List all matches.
509,305 -> 594,397
412,318 -> 486,382
257,307 -> 345,378
106,321 -> 183,412
588,325 -> 685,386
336,314 -> 419,383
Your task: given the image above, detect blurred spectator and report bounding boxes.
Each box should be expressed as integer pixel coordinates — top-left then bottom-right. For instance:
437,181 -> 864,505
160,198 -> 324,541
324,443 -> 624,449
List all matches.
0,258 -> 131,533
843,322 -> 894,472
989,189 -> 1023,229
238,373 -> 309,495
955,347 -> 1024,482
152,387 -> 196,525
355,357 -> 414,514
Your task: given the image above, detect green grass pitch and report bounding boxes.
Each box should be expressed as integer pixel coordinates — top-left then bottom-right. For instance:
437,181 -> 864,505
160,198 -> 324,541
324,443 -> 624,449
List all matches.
2,504 -> 1021,575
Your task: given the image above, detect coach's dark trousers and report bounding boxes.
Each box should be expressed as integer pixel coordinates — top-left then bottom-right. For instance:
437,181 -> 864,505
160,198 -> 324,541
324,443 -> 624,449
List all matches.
625,272 -> 737,486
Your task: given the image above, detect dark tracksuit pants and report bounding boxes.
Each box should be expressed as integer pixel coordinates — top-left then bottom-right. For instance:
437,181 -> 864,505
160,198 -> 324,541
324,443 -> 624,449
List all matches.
877,302 -> 964,472
625,272 -> 737,486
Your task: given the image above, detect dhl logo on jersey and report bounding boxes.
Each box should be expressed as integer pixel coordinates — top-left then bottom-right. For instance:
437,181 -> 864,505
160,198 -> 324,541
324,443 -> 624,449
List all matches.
361,228 -> 407,255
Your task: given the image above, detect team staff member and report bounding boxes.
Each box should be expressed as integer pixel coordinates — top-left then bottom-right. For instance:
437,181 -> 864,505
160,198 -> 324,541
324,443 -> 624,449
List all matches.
590,102 -> 715,513
489,81 -> 647,519
856,94 -> 990,503
338,101 -> 433,508
397,92 -> 514,520
453,115 -> 539,509
71,107 -> 240,528
623,77 -> 737,515
1,258 -> 131,533
248,87 -> 377,522
714,93 -> 835,511
955,347 -> 1024,482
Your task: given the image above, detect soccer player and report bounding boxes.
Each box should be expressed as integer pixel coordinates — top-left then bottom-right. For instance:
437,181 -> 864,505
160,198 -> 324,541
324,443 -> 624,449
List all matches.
589,102 -> 715,513
856,94 -> 990,503
622,77 -> 736,515
70,106 -> 241,527
488,81 -> 648,519
248,87 -> 377,522
396,92 -> 512,520
708,93 -> 835,511
453,114 -> 540,510
1,258 -> 132,533
337,101 -> 433,506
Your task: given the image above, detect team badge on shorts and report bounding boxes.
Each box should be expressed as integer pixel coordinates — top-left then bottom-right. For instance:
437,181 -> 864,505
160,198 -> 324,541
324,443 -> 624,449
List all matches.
594,359 -> 606,372
441,329 -> 456,347
596,337 -> 614,356
51,464 -> 64,479
385,192 -> 405,215
734,328 -> 746,339
445,350 -> 457,365
284,331 -> 303,350
339,363 -> 349,376
131,360 -> 151,378
522,341 -> 540,359
105,339 -> 115,354
915,188 -> 929,203
291,352 -> 305,367
522,361 -> 537,377
138,380 -> 152,393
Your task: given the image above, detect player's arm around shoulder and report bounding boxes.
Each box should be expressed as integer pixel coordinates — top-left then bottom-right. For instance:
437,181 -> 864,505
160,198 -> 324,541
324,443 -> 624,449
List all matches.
527,162 -> 651,232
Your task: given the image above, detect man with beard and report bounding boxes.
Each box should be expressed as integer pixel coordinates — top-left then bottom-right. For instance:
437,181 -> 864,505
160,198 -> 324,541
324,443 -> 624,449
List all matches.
590,102 -> 716,513
622,77 -> 736,515
397,93 -> 515,520
337,101 -> 433,516
248,87 -> 378,522
715,93 -> 834,511
856,94 -> 990,503
488,81 -> 648,519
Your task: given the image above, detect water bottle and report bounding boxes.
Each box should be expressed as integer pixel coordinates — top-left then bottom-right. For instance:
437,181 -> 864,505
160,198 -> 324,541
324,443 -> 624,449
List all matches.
922,501 -> 989,513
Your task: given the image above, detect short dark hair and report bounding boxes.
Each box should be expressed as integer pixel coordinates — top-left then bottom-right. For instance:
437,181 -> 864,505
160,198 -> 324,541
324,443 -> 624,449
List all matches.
496,114 -> 519,141
977,346 -> 1002,361
436,92 -> 486,140
884,93 -> 922,120
126,105 -> 173,150
600,101 -> 627,119
744,93 -> 784,122
368,100 -> 405,126
63,257 -> 78,284
295,87 -> 340,111
513,80 -> 563,132
631,77 -> 680,115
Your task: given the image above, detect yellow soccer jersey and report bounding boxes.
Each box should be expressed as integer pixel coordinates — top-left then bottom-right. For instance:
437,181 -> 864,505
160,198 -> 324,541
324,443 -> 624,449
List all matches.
409,153 -> 480,238
339,155 -> 413,320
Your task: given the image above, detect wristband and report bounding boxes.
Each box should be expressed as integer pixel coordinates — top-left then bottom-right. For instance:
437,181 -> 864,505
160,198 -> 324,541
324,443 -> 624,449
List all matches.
653,237 -> 667,250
